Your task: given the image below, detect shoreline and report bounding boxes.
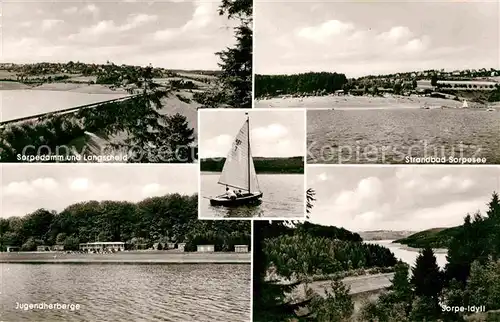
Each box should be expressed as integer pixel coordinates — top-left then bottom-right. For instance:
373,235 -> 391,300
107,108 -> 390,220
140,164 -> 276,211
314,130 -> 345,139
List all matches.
255,94 -> 500,109
201,171 -> 304,175
0,252 -> 251,264
0,81 -> 127,95
0,259 -> 250,264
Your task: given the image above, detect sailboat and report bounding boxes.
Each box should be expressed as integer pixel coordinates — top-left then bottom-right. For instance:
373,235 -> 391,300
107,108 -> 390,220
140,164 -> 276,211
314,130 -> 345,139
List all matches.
209,113 -> 263,207
462,100 -> 468,108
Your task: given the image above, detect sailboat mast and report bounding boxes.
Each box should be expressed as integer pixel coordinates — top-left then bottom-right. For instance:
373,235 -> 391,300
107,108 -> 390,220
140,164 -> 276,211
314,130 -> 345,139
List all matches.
246,112 -> 250,193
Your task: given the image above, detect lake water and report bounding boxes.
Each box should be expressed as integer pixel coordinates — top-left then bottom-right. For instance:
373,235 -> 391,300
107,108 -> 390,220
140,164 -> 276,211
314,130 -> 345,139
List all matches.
1,90 -> 127,122
366,240 -> 448,269
308,109 -> 500,164
200,172 -> 305,218
0,263 -> 250,322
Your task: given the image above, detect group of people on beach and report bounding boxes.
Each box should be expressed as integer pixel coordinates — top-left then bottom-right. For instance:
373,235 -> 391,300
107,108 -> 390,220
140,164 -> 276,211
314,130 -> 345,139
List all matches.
225,187 -> 243,200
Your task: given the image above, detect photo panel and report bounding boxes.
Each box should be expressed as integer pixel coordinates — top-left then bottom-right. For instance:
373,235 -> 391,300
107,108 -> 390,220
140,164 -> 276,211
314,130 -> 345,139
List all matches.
0,0 -> 252,164
255,0 -> 500,165
0,163 -> 251,322
198,108 -> 306,219
253,165 -> 500,321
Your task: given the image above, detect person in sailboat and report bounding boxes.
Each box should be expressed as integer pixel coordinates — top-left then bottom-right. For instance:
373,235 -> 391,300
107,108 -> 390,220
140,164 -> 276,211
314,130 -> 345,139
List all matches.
225,187 -> 237,200
237,190 -> 243,197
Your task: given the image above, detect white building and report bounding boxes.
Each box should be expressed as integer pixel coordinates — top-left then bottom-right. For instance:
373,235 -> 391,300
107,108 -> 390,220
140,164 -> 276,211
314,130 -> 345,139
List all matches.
79,242 -> 125,252
234,245 -> 249,253
197,245 -> 214,252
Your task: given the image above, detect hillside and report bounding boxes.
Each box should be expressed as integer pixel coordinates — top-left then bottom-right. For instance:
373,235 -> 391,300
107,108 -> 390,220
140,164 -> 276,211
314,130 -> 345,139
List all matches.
357,230 -> 416,241
200,156 -> 304,174
394,226 -> 463,248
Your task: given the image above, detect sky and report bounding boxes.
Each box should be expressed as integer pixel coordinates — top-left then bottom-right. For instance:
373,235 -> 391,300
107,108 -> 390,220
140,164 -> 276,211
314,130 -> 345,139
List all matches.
255,0 -> 500,77
0,164 -> 198,218
199,109 -> 306,158
1,0 -> 236,70
307,166 -> 500,232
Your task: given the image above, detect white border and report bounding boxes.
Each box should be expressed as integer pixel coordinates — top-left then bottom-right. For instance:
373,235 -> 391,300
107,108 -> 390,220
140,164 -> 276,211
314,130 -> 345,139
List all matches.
251,1 -> 256,110
197,108 -> 307,221
250,221 -> 254,322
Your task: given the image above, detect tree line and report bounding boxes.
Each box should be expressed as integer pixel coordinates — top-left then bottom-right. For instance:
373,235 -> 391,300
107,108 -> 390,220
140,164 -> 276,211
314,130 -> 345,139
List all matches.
0,194 -> 251,253
200,157 -> 304,174
255,72 -> 348,98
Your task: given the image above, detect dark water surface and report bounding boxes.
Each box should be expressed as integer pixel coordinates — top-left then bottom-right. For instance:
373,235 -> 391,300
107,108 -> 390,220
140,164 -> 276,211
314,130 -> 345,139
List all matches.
0,264 -> 250,322
308,109 -> 500,164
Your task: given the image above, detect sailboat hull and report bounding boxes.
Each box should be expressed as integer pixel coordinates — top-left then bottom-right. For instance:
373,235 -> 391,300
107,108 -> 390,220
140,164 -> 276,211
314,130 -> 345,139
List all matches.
210,192 -> 263,207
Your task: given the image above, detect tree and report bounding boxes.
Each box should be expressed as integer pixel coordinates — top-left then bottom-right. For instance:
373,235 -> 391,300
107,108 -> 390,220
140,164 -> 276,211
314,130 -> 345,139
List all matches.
411,248 -> 443,320
431,74 -> 438,87
411,248 -> 443,299
391,262 -> 413,310
309,280 -> 354,322
195,0 -> 252,108
306,188 -> 316,219
55,233 -> 67,245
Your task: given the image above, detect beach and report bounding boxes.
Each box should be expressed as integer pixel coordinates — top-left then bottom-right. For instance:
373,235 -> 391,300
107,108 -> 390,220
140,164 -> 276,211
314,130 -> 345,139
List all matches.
255,94 -> 500,109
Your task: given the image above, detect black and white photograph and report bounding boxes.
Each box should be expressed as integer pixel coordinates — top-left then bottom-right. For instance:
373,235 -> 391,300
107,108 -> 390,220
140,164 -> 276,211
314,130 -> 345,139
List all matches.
254,0 -> 500,164
0,0 -> 251,163
0,163 -> 251,322
253,165 -> 500,321
198,109 -> 305,219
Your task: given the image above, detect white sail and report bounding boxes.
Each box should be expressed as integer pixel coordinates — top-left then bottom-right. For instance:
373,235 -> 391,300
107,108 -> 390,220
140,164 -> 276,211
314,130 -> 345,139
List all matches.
218,119 -> 260,193
462,100 -> 468,108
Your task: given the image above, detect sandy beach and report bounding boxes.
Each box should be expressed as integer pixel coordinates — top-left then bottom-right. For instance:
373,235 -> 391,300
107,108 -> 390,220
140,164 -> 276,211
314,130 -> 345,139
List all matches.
255,94 -> 500,109
0,251 -> 251,264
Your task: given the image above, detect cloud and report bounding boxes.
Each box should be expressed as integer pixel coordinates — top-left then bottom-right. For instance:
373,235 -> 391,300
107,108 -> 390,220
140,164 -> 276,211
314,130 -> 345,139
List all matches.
67,14 -> 157,40
62,6 -> 78,14
296,20 -> 354,43
85,4 -> 99,15
69,178 -> 90,191
252,124 -> 289,140
317,173 -> 328,181
201,134 -> 233,158
141,183 -> 165,197
308,167 -> 498,231
182,1 -> 216,31
41,19 -> 64,31
255,2 -> 499,76
2,1 -> 232,70
154,1 -> 217,41
3,178 -> 59,197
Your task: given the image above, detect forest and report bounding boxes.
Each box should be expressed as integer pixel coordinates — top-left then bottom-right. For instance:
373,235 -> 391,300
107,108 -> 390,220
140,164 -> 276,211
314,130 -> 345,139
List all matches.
200,156 -> 304,174
0,194 -> 251,252
394,226 -> 463,249
254,72 -> 348,98
254,191 -> 500,321
253,220 -> 397,322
